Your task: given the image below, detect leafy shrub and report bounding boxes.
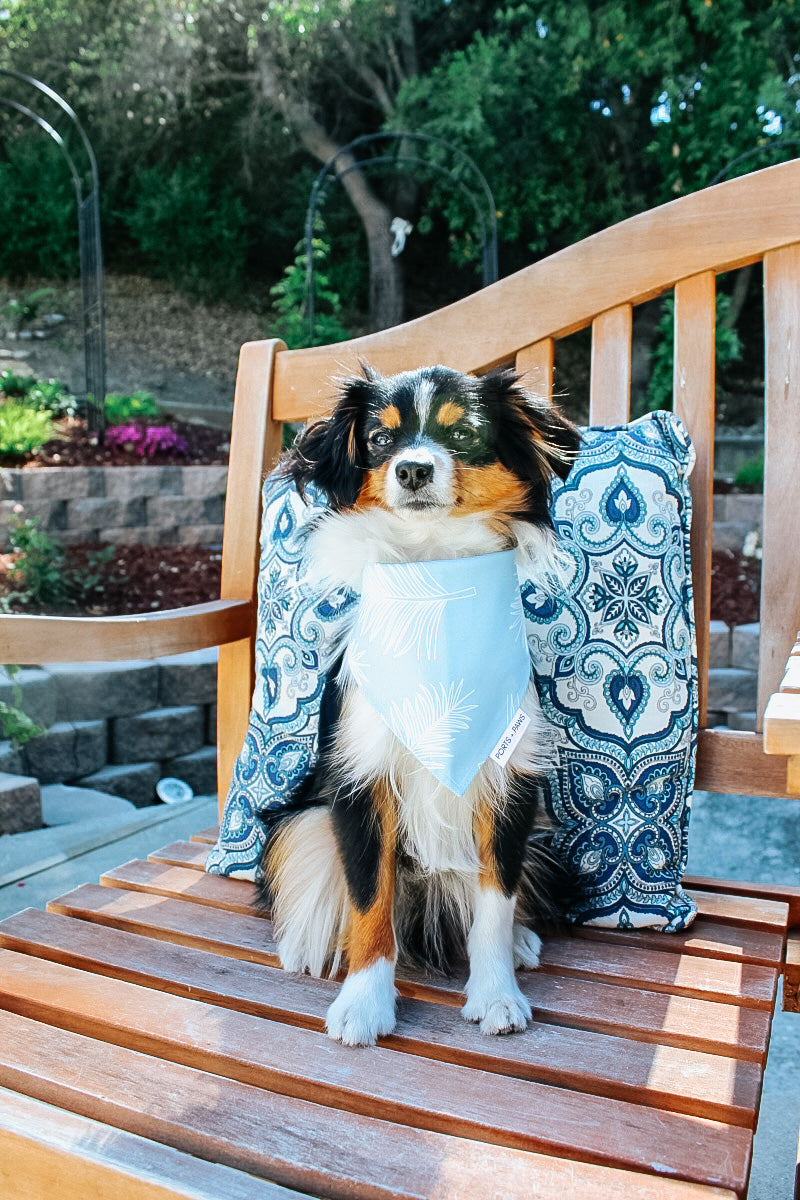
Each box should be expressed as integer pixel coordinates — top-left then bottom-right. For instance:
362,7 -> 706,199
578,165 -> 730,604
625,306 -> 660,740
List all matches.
1,371 -> 77,418
4,287 -> 57,335
105,423 -> 189,458
5,518 -> 115,611
642,293 -> 743,416
0,404 -> 55,457
104,391 -> 161,425
125,159 -> 248,301
0,138 -> 78,280
734,451 -> 764,492
270,229 -> 351,349
0,666 -> 46,748
0,369 -> 36,398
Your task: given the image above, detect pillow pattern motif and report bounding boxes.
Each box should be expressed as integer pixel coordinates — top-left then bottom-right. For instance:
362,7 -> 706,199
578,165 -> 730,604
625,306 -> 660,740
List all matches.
204,476 -> 351,877
207,411 -> 698,934
525,411 -> 698,929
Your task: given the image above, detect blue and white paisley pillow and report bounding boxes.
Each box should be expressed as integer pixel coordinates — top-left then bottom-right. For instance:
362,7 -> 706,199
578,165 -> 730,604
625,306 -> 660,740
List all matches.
204,476 -> 351,877
526,411 -> 698,930
207,411 -> 698,934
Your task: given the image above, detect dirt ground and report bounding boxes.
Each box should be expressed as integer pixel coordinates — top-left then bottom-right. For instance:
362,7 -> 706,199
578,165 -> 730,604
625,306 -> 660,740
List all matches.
0,273 -> 265,428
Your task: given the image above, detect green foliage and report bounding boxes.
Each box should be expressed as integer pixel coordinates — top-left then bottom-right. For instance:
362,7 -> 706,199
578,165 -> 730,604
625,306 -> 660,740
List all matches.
5,517 -> 115,610
0,666 -> 46,747
0,403 -> 55,457
6,517 -> 69,608
124,160 -> 249,301
0,370 -> 77,418
734,451 -> 764,492
270,230 -> 351,349
4,287 -> 57,335
0,137 -> 78,280
641,293 -> 743,417
104,391 -> 161,425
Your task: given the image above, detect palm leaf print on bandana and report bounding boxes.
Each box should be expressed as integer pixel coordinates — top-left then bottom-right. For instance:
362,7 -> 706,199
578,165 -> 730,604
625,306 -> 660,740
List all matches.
359,562 -> 476,659
388,681 -> 477,771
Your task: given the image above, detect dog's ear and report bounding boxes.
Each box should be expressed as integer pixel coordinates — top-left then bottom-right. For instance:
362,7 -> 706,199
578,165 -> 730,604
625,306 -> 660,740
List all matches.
285,377 -> 370,510
481,367 -> 581,485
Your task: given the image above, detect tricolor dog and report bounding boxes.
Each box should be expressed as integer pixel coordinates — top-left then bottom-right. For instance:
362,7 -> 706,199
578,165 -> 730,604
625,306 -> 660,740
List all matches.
258,364 -> 580,1045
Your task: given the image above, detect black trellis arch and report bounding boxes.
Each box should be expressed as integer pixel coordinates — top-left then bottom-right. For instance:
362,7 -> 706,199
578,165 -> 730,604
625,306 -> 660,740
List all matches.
304,131 -> 499,342
0,70 -> 106,435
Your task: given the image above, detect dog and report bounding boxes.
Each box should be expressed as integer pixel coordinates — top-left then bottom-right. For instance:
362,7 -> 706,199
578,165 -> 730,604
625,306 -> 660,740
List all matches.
258,363 -> 580,1046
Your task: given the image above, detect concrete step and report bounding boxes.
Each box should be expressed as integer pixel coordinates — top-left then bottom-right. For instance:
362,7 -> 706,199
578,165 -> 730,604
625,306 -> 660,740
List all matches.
112,705 -> 206,764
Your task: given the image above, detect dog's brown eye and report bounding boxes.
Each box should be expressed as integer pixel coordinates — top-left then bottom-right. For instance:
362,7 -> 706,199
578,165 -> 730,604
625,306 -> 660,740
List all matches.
368,429 -> 394,448
451,426 -> 476,444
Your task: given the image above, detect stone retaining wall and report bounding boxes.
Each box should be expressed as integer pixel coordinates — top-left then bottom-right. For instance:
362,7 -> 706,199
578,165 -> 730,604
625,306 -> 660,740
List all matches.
0,649 -> 219,831
0,464 -> 228,549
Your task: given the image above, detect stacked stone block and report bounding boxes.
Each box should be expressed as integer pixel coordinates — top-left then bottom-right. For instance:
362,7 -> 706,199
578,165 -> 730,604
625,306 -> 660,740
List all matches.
0,649 -> 219,823
707,620 -> 760,731
0,464 -> 228,549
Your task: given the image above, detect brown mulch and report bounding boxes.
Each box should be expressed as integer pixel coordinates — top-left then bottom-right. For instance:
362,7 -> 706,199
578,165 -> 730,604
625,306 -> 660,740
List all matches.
0,543 -> 222,616
3,417 -> 229,470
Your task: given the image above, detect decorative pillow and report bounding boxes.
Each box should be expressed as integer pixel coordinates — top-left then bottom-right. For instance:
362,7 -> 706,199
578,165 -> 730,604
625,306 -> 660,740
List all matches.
525,411 -> 698,930
207,411 -> 698,934
204,475 -> 349,878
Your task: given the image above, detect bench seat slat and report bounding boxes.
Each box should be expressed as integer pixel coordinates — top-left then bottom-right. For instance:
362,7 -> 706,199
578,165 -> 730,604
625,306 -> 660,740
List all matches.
0,1012 -> 740,1200
0,949 -> 752,1192
0,908 -> 761,1128
49,880 -> 778,1008
4,905 -> 770,1062
109,855 -> 788,968
0,1085 -> 298,1200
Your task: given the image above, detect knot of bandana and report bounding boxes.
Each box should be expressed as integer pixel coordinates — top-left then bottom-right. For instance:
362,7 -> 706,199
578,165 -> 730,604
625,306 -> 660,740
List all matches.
345,549 -> 532,795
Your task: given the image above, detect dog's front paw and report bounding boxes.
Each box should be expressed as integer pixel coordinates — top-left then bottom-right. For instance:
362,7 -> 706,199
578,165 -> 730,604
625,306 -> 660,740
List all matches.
461,981 -> 532,1035
512,923 -> 542,970
325,958 -> 397,1047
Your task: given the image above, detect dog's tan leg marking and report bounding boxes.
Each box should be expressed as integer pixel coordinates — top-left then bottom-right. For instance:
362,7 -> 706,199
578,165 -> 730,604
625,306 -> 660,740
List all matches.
345,781 -> 397,972
326,781 -> 398,1046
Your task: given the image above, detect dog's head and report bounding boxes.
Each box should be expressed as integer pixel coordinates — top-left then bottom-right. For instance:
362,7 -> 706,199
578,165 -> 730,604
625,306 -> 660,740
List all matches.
285,364 -> 580,528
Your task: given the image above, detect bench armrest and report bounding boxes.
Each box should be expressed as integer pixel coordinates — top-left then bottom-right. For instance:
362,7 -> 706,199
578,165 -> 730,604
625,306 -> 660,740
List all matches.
0,599 -> 255,665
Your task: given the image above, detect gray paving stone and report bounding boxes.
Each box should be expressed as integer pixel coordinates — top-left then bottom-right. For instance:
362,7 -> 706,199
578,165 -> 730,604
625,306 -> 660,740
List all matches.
98,525 -> 179,546
712,521 -> 752,552
77,761 -> 161,808
0,771 -> 41,834
727,710 -> 757,732
145,494 -> 225,527
707,666 -> 758,713
112,705 -> 205,764
157,647 -> 218,707
23,720 -> 108,785
732,621 -> 760,672
708,620 -> 731,669
0,667 -> 57,730
175,523 -> 224,546
164,745 -> 217,796
19,467 -> 91,501
0,740 -> 26,775
180,465 -> 228,498
102,465 -> 183,499
66,496 -> 146,530
40,783 -> 136,826
206,702 -> 217,745
43,661 -> 159,723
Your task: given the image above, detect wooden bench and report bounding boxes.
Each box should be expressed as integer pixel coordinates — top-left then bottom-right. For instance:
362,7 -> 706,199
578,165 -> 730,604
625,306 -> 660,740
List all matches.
1,160 -> 800,1199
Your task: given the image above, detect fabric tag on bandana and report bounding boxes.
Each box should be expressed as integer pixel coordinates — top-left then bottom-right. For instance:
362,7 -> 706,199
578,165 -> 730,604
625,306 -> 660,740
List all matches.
346,549 -> 531,796
490,709 -> 531,768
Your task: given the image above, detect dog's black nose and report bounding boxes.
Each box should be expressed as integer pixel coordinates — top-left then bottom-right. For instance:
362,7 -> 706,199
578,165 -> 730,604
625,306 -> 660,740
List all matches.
395,460 -> 434,491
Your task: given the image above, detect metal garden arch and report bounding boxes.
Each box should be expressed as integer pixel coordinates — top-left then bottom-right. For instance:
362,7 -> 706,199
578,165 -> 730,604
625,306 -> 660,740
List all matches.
0,70 -> 106,434
304,131 -> 498,342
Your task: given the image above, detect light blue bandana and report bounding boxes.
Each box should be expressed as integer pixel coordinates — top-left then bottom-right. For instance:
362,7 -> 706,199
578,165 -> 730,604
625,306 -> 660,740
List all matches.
345,550 -> 532,795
